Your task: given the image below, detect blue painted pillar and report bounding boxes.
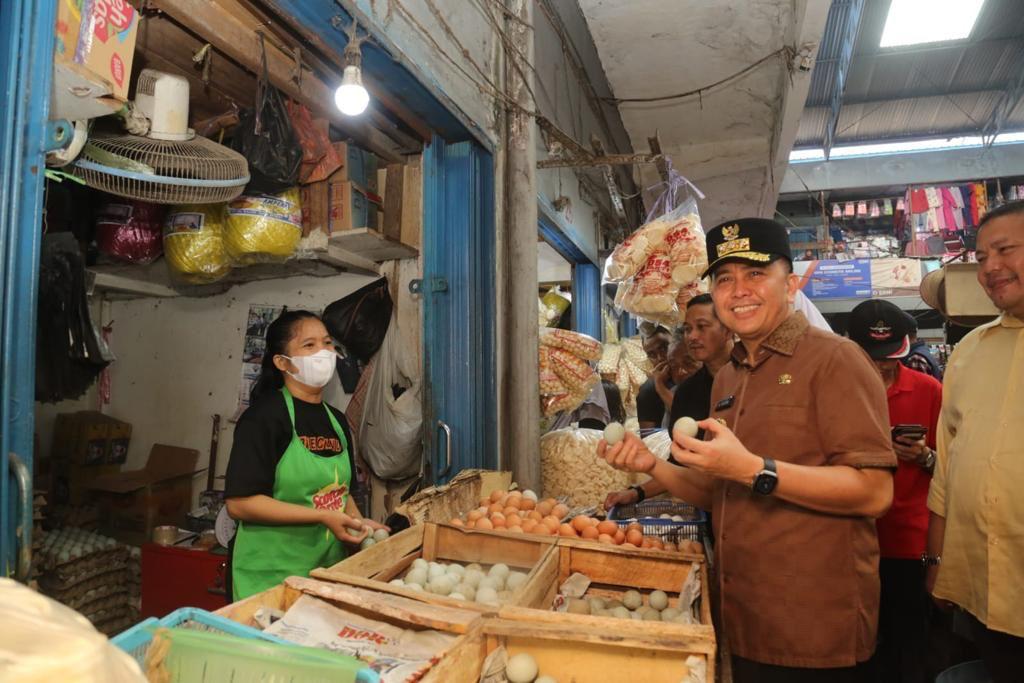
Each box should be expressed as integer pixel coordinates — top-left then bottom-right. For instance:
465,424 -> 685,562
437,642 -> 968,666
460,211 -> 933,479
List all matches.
572,263 -> 601,339
0,0 -> 57,579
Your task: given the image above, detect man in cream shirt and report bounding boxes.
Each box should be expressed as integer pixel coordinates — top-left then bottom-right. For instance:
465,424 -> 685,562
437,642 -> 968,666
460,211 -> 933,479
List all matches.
926,200 -> 1024,683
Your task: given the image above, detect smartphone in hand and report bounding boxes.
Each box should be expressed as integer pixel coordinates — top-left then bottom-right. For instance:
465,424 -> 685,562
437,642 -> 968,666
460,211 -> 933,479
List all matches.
891,423 -> 927,441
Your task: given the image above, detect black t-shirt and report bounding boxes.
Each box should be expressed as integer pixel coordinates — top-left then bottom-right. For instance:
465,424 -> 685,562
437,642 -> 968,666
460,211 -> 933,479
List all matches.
669,366 -> 715,436
224,391 -> 359,499
636,378 -> 665,426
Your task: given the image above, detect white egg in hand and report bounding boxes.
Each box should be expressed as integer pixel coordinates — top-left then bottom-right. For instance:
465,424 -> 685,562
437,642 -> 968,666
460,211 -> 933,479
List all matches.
673,416 -> 699,440
603,421 -> 626,445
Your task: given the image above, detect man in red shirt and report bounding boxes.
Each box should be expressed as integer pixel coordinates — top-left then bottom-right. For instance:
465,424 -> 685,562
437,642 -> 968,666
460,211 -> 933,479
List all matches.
848,299 -> 942,683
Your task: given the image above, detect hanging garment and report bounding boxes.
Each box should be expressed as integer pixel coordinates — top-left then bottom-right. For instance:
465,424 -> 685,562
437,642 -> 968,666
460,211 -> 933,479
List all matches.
910,189 -> 929,213
832,203 -> 842,218
857,200 -> 868,216
870,201 -> 881,218
883,199 -> 894,216
845,202 -> 856,217
897,197 -> 907,213
974,184 -> 989,221
925,187 -> 942,208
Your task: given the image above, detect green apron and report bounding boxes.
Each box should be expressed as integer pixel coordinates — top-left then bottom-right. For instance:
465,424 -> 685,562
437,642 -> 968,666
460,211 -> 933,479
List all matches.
232,387 -> 352,600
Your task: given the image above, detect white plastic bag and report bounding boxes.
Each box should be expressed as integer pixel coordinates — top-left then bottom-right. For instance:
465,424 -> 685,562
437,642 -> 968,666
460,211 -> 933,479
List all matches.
360,316 -> 423,480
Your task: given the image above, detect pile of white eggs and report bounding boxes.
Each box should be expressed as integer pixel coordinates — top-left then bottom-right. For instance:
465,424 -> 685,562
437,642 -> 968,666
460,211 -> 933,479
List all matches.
563,589 -> 691,623
388,558 -> 529,606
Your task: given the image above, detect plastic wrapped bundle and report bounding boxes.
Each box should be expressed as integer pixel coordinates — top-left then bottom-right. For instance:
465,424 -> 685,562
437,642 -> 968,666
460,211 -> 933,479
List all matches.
540,428 -> 640,507
95,200 -> 166,264
224,187 -> 302,265
539,328 -> 602,361
163,204 -> 231,284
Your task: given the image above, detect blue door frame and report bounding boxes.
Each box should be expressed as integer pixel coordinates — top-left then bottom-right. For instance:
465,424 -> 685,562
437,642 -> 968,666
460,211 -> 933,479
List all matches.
538,202 -> 602,340
0,0 -> 58,578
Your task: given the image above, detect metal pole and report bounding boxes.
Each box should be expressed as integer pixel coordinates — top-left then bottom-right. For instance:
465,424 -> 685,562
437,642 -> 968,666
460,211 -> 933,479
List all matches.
502,0 -> 540,490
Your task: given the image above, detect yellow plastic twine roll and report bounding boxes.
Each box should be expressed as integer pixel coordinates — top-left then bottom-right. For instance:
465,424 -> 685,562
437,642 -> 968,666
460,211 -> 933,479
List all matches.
224,187 -> 302,265
163,203 -> 232,284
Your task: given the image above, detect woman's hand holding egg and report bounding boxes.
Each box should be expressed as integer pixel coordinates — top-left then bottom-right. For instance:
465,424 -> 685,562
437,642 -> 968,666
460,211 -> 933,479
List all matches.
321,511 -> 370,544
597,431 -> 657,474
670,417 -> 762,484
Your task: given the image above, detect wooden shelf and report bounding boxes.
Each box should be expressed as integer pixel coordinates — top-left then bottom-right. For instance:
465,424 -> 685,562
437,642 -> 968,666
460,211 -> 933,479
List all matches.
329,229 -> 419,262
87,246 -> 379,300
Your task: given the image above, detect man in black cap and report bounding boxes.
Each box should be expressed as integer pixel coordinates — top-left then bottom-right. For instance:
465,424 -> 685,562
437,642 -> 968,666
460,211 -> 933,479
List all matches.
599,218 -> 896,682
849,299 -> 943,683
900,311 -> 943,380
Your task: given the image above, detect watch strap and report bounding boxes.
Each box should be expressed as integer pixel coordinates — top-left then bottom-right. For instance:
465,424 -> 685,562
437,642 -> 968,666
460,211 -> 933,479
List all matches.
630,485 -> 647,503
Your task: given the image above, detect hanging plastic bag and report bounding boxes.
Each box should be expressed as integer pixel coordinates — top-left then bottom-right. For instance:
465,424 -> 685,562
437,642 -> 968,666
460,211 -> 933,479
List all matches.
224,187 -> 303,265
232,33 -> 303,195
95,199 -> 166,264
360,316 -> 423,480
286,100 -> 343,184
163,203 -> 232,284
322,278 -> 394,363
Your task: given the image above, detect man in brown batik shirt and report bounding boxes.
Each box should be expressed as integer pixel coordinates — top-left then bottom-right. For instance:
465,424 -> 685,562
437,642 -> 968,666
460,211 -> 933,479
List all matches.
599,218 -> 896,683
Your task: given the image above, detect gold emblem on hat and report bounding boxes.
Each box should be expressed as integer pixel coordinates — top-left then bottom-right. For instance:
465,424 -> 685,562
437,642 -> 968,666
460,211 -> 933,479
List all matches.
722,224 -> 741,240
778,373 -> 792,385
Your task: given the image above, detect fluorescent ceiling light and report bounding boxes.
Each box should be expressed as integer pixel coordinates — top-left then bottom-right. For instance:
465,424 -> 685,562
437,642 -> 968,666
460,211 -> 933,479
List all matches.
880,0 -> 985,48
788,130 -> 1024,162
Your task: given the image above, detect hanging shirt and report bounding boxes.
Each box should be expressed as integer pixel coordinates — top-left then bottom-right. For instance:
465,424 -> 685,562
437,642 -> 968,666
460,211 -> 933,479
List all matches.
928,313 -> 1024,638
877,364 -> 942,560
910,189 -> 929,214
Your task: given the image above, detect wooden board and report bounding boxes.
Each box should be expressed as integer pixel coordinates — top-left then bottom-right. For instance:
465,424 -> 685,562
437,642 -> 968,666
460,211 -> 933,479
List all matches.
329,228 -> 419,262
311,522 -> 557,614
421,618 -> 713,683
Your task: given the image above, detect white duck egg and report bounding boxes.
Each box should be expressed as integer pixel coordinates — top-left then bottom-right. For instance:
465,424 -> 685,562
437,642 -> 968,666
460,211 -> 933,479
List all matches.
506,653 -> 539,683
522,490 -> 538,502
479,576 -> 503,592
449,592 -> 467,601
505,571 -> 528,592
412,558 -> 429,571
453,583 -> 476,600
475,587 -> 499,604
465,563 -> 483,573
649,590 -> 669,611
428,564 -> 447,580
388,579 -> 405,587
462,569 -> 485,587
406,568 -> 428,586
488,563 -> 510,579
622,590 -> 643,610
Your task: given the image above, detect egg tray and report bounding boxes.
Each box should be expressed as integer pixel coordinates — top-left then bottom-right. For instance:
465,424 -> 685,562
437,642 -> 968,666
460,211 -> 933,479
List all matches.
45,579 -> 130,611
65,589 -> 132,615
40,566 -> 131,594
43,555 -> 131,586
35,544 -> 130,572
608,501 -> 707,544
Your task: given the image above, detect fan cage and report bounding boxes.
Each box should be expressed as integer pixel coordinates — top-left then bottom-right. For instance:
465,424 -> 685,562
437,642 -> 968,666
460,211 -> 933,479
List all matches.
73,132 -> 250,205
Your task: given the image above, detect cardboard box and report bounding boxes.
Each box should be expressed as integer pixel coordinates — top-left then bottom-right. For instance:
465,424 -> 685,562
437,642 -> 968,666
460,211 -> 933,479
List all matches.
381,158 -> 422,249
89,444 -> 204,544
51,411 -> 133,466
55,0 -> 140,101
328,181 -> 379,233
329,142 -> 378,191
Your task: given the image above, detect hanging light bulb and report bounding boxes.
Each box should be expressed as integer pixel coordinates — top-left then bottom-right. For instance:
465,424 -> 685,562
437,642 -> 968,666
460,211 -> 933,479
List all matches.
335,65 -> 369,116
335,26 -> 370,116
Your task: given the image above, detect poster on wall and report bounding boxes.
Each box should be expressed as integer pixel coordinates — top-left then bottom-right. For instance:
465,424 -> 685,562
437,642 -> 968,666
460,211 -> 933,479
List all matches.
795,258 -> 924,300
231,304 -> 285,421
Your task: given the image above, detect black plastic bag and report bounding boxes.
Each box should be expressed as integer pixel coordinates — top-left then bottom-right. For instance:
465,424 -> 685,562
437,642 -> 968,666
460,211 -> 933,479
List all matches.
323,278 -> 393,363
336,355 -> 362,393
232,33 -> 303,195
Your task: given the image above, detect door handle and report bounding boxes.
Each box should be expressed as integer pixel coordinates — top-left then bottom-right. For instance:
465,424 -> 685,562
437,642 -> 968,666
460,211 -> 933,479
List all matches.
437,420 -> 452,478
8,452 -> 32,582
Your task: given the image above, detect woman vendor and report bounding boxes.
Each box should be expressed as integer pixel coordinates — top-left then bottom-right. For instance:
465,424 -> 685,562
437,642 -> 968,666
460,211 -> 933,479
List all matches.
225,309 -> 387,600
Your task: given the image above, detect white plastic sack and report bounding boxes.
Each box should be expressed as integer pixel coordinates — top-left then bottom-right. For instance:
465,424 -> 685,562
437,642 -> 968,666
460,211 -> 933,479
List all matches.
360,316 -> 423,480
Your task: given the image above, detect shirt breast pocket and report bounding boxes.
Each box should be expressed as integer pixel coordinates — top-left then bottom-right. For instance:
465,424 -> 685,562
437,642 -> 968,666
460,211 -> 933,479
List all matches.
754,404 -> 821,464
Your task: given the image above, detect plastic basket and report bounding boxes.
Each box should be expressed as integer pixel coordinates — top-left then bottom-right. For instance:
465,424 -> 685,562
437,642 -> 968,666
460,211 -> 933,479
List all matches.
111,607 -> 289,666
112,607 -> 380,683
608,499 -> 707,543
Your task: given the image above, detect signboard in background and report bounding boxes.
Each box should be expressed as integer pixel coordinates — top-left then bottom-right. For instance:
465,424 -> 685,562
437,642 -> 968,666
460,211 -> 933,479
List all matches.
795,259 -> 872,299
870,258 -> 922,297
795,258 -> 926,300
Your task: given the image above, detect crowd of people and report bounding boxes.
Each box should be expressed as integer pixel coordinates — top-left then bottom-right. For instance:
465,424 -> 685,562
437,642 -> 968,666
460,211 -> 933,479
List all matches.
594,202 -> 1024,683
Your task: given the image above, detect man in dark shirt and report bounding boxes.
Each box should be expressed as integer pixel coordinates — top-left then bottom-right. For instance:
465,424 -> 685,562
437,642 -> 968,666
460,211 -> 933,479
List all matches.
605,294 -> 734,508
901,312 -> 942,379
636,327 -> 672,428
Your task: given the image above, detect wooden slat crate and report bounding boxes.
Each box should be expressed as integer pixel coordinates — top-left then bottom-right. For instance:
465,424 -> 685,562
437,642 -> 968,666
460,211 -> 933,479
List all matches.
421,616 -> 713,683
311,522 -> 557,613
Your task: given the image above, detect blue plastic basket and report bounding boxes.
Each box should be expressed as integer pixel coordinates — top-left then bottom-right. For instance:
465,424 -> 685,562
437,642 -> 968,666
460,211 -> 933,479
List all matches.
608,499 -> 707,543
112,607 -> 380,683
111,607 -> 290,666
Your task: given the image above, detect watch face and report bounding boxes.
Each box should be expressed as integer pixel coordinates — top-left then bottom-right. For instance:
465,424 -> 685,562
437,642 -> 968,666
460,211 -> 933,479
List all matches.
754,472 -> 778,495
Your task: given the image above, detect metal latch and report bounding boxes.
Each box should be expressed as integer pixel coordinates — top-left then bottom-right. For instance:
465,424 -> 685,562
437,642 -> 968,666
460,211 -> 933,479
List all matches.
409,277 -> 449,294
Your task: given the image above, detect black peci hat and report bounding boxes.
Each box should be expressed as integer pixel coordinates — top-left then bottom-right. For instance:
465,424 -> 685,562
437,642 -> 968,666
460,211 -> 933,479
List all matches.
702,217 -> 793,278
848,299 -> 911,360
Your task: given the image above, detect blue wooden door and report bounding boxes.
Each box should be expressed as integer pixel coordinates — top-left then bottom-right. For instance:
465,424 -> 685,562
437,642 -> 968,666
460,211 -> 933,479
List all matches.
422,138 -> 497,483
0,0 -> 58,579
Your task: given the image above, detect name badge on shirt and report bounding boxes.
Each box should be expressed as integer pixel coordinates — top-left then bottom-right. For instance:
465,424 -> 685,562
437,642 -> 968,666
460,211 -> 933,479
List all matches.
714,396 -> 735,411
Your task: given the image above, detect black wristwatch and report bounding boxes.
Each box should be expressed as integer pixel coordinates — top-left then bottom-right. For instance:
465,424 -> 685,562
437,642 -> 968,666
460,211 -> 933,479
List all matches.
629,485 -> 647,503
751,458 -> 778,495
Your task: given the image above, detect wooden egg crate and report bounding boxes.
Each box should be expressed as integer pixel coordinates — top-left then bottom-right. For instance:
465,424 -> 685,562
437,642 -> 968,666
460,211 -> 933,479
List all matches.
421,616 -> 713,683
311,522 -> 557,613
502,541 -> 716,679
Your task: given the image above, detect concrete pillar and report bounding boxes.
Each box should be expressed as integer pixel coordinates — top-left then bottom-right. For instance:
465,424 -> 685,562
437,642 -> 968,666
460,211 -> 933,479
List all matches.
501,0 -> 540,490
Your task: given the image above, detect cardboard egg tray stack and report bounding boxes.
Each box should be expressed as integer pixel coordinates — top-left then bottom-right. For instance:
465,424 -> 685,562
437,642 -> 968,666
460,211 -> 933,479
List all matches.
35,527 -> 141,635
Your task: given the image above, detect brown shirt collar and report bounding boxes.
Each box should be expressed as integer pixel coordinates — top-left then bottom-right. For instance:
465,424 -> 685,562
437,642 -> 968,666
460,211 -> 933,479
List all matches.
731,312 -> 810,367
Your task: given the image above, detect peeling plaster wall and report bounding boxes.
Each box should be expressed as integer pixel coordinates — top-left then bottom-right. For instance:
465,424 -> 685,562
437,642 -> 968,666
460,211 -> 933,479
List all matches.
104,274 -> 377,479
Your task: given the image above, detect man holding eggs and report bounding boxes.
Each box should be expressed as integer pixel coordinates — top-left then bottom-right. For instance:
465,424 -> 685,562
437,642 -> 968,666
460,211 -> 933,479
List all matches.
599,218 -> 896,683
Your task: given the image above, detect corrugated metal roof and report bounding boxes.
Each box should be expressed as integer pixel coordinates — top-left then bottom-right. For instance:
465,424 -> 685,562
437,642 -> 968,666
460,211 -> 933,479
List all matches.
799,0 -> 1024,148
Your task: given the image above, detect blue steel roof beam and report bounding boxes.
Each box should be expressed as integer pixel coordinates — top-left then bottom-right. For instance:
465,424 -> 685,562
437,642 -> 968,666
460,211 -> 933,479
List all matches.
821,0 -> 865,160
